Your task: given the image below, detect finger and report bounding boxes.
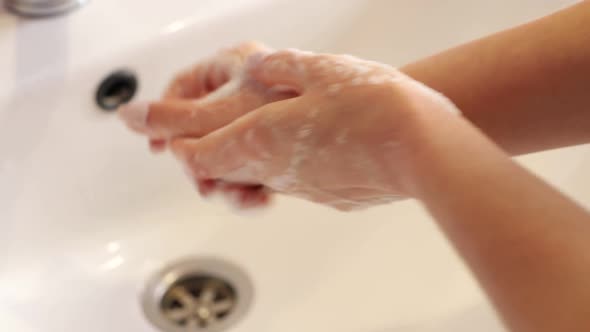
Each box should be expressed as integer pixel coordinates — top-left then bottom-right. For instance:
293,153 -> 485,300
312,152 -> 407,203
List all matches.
247,49 -> 315,91
163,65 -> 215,99
235,188 -> 271,209
197,179 -> 220,197
149,139 -> 167,153
219,183 -> 267,197
222,41 -> 273,71
221,184 -> 271,209
119,91 -> 263,138
169,98 -> 299,179
170,135 -> 250,180
149,95 -> 246,138
118,101 -> 150,134
164,58 -> 234,99
164,41 -> 273,99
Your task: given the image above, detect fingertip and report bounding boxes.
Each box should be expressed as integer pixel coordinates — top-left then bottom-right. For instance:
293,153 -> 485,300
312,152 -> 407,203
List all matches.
235,190 -> 272,210
222,184 -> 271,210
149,139 -> 167,153
197,179 -> 219,196
244,189 -> 271,207
118,101 -> 151,133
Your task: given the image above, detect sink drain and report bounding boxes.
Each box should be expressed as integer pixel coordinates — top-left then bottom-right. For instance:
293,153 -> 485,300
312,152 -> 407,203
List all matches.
95,70 -> 138,111
161,276 -> 236,328
142,258 -> 253,332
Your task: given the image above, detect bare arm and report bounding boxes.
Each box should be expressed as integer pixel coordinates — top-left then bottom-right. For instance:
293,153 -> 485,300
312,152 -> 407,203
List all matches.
400,104 -> 590,332
399,5 -> 590,329
402,1 -> 590,155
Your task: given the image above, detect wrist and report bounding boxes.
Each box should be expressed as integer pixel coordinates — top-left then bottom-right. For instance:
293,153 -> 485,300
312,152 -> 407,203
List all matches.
384,80 -> 466,200
394,96 -> 514,204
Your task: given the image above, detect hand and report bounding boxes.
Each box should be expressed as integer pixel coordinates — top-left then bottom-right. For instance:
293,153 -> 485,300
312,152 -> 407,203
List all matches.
119,42 -> 297,208
169,49 -> 460,211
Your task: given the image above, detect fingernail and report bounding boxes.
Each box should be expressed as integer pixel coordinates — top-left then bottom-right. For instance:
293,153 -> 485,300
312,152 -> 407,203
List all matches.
118,101 -> 150,133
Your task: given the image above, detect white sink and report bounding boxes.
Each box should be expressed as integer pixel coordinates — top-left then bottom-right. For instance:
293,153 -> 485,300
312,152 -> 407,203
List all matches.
1,1 -> 587,331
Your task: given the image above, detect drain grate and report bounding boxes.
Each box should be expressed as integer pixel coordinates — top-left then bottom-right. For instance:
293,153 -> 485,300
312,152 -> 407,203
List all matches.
161,276 -> 236,328
142,257 -> 253,332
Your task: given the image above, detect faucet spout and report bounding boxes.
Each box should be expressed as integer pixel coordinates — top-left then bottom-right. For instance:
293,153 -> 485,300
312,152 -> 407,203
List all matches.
5,0 -> 87,17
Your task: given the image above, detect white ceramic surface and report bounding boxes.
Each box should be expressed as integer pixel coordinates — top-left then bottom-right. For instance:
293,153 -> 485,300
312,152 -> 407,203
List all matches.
1,1 -> 587,332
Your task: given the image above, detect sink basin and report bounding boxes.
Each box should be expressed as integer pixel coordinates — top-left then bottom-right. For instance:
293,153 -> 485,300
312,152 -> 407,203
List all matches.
1,0 -> 587,331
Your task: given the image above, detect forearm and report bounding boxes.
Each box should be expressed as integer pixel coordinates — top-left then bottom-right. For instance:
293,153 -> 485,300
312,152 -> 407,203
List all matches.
401,1 -> 590,155
398,106 -> 590,331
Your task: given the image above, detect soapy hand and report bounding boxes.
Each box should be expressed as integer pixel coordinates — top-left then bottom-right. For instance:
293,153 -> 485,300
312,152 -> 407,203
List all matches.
119,42 -> 297,208
119,42 -> 295,151
160,48 -> 459,210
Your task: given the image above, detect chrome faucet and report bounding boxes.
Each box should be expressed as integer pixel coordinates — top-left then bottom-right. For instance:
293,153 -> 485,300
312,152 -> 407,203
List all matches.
5,0 -> 87,17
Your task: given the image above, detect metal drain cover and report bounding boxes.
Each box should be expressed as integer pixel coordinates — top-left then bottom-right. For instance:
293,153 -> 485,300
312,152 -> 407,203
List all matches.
142,258 -> 253,332
161,276 -> 235,328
